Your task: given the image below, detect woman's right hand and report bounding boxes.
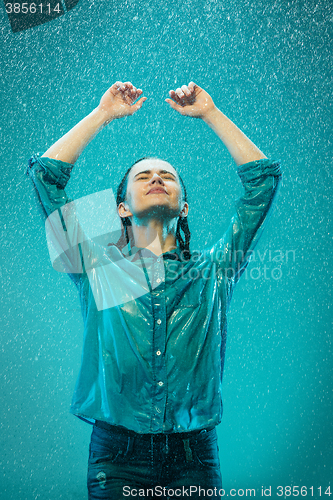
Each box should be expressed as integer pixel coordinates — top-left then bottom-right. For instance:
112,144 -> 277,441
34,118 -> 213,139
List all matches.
97,81 -> 147,123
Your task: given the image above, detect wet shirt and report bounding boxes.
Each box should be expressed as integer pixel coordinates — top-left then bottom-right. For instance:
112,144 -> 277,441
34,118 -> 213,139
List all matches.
26,153 -> 282,434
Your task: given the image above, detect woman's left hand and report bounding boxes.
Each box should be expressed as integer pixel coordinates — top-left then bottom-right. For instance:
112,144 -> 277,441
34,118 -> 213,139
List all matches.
165,82 -> 216,119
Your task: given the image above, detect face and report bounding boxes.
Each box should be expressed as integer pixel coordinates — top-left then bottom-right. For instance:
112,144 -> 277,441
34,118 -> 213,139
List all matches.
118,158 -> 189,222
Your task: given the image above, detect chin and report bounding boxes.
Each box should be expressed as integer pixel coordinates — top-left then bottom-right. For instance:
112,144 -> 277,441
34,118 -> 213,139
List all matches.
139,204 -> 179,219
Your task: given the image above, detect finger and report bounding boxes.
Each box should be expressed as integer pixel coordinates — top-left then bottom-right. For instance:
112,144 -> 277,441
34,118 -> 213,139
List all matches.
119,86 -> 131,100
125,84 -> 141,100
123,81 -> 135,92
131,91 -> 144,106
124,86 -> 135,97
122,83 -> 139,102
175,87 -> 185,98
125,82 -> 138,95
128,85 -> 137,94
122,91 -> 134,105
110,81 -> 122,92
165,98 -> 185,115
133,88 -> 143,98
169,90 -> 183,106
130,89 -> 143,103
110,81 -> 125,97
130,96 -> 147,114
181,85 -> 191,97
189,81 -> 202,95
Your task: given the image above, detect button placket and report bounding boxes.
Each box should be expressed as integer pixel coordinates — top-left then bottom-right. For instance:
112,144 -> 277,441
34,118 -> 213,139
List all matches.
150,278 -> 167,432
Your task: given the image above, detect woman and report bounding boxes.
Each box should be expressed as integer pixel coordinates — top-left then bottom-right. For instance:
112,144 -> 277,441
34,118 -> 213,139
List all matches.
26,81 -> 282,499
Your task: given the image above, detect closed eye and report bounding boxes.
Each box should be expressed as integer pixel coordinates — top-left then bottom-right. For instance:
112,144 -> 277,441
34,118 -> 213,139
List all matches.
134,170 -> 177,181
137,175 -> 174,180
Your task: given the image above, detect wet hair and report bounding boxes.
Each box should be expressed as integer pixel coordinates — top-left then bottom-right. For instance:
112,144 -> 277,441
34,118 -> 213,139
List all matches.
113,156 -> 191,260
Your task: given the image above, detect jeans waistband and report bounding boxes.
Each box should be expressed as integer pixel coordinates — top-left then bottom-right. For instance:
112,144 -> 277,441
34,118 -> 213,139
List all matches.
94,420 -> 215,441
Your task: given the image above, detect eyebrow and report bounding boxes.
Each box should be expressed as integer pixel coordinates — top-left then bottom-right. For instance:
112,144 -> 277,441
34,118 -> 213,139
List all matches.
133,170 -> 177,180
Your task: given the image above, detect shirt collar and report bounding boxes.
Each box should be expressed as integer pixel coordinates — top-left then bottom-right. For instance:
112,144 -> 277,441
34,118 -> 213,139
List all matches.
123,244 -> 182,262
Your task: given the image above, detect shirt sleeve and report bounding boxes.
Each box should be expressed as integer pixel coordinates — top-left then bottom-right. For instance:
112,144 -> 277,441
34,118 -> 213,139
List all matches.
26,152 -> 74,216
26,153 -> 85,282
208,158 -> 282,292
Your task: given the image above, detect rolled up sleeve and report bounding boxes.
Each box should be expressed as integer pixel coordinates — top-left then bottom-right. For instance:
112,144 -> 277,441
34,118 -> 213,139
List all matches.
26,153 -> 74,217
209,158 -> 282,290
26,153 -> 86,280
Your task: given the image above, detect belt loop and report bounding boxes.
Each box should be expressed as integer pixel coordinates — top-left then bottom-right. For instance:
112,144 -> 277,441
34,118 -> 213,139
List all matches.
183,438 -> 193,462
165,434 -> 169,454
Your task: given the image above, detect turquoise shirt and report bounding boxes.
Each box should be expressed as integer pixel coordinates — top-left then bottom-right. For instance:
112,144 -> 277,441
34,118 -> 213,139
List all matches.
26,153 -> 282,434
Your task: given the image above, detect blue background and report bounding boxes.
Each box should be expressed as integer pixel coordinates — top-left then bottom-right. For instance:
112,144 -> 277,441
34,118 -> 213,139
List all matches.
0,0 -> 332,498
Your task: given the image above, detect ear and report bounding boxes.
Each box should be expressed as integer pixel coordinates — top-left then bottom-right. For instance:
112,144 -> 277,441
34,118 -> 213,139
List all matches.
118,202 -> 133,218
179,202 -> 189,218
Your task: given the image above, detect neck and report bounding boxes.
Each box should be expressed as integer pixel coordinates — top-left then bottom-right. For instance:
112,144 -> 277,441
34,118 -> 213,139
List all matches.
130,218 -> 178,256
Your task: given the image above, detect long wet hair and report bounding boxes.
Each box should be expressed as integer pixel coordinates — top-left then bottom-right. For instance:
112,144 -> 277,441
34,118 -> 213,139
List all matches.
113,156 -> 191,260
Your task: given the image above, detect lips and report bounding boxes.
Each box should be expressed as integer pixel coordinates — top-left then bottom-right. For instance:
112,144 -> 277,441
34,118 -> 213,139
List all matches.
147,188 -> 167,194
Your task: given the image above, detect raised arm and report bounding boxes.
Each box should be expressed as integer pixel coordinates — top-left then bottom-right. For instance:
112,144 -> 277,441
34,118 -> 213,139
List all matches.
166,81 -> 282,289
27,81 -> 147,281
165,81 -> 266,166
42,81 -> 147,164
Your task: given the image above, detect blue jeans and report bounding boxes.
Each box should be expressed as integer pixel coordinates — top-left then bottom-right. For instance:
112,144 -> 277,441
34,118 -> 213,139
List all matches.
87,421 -> 222,499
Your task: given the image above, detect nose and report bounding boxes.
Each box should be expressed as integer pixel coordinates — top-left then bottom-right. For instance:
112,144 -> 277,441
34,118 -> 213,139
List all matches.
149,173 -> 164,185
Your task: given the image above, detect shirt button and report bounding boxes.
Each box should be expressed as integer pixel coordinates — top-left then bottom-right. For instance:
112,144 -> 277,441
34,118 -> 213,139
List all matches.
156,350 -> 161,356
157,258 -> 161,263
158,381 -> 164,387
157,319 -> 162,325
156,278 -> 161,283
